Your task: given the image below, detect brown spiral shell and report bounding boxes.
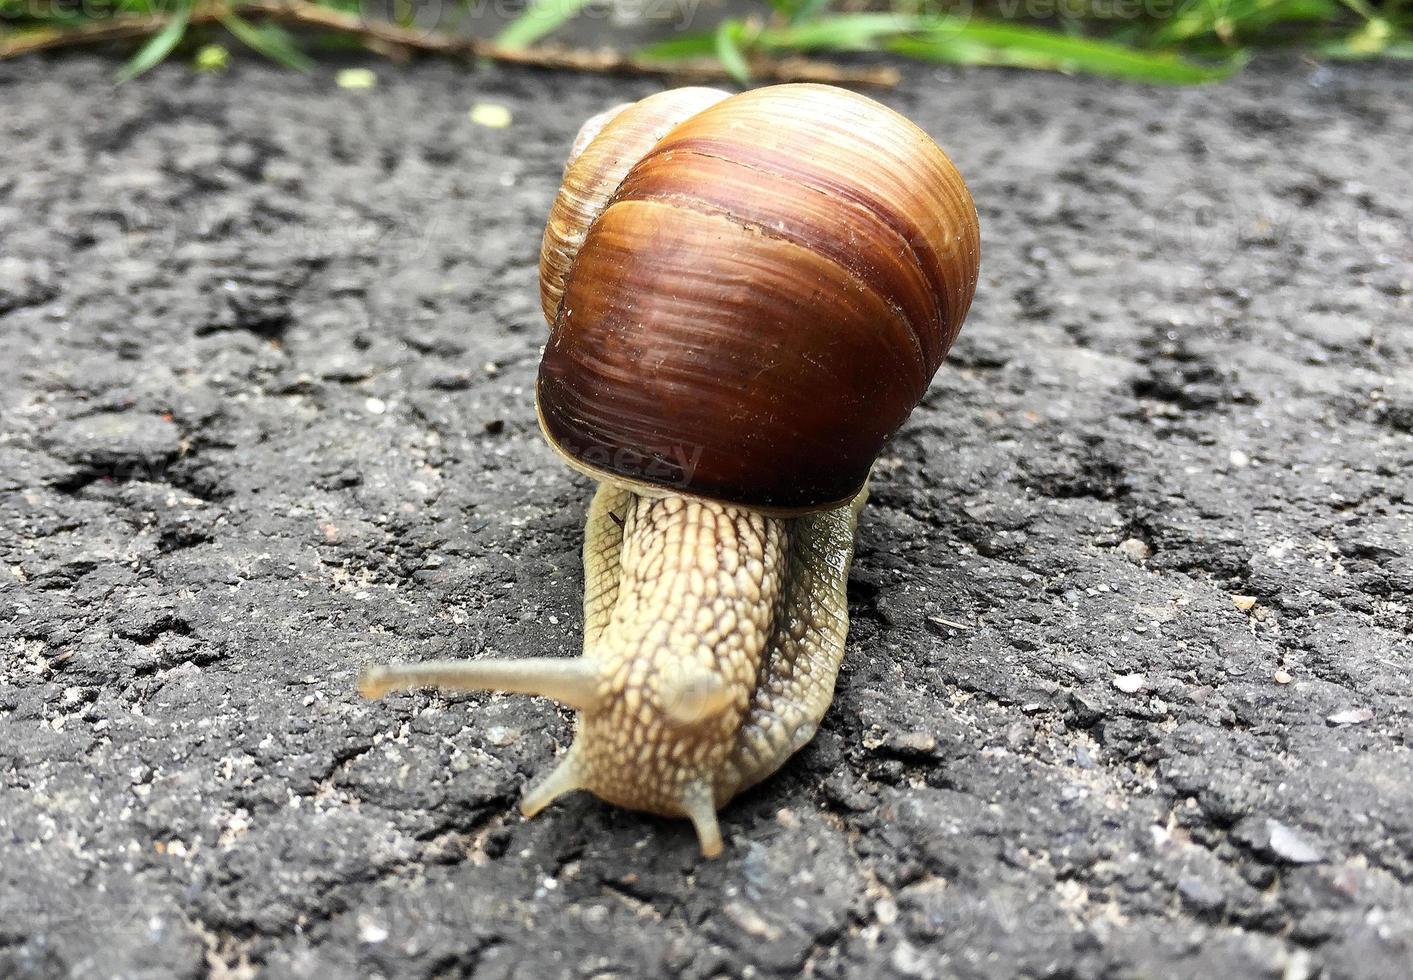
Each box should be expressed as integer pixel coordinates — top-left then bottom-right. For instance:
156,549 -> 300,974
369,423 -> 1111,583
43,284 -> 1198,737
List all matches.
539,87 -> 732,326
536,84 -> 981,513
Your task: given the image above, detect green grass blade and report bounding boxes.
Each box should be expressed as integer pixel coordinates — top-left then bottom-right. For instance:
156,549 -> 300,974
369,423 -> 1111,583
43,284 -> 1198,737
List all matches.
635,32 -> 718,60
1151,0 -> 1340,45
757,12 -> 927,50
115,0 -> 192,82
753,12 -> 1238,83
496,0 -> 590,49
715,19 -> 752,84
893,19 -> 1244,82
218,10 -> 315,70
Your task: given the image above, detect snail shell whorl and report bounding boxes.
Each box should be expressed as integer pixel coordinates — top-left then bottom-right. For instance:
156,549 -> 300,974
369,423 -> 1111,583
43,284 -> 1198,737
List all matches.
539,87 -> 732,326
537,84 -> 981,512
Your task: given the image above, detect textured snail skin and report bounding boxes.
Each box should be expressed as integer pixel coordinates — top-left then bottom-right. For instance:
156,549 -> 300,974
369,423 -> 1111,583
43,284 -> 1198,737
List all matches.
358,85 -> 976,857
532,484 -> 865,856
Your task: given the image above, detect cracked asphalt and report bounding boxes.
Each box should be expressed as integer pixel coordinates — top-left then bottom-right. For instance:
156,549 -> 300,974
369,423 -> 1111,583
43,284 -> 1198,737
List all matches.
1,52 -> 1410,979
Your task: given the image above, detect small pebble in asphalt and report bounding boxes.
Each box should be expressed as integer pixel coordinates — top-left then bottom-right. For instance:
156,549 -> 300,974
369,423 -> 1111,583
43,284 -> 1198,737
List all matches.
1113,673 -> 1145,694
1118,538 -> 1152,561
1267,819 -> 1324,864
336,68 -> 377,89
470,102 -> 514,128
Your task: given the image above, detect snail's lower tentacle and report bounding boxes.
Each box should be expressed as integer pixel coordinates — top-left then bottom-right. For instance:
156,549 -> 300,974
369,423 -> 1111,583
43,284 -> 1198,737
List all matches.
519,748 -> 585,817
680,780 -> 724,858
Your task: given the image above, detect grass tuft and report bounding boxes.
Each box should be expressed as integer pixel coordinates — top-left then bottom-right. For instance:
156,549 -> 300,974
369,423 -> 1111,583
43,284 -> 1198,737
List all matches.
0,0 -> 1407,83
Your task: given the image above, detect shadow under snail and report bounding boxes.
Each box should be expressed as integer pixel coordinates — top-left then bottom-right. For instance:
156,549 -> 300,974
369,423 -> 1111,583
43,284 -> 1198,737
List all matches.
358,83 -> 980,857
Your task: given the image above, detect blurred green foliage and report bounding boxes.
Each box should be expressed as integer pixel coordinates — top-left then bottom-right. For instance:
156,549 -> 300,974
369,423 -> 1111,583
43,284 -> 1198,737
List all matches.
0,0 -> 1408,82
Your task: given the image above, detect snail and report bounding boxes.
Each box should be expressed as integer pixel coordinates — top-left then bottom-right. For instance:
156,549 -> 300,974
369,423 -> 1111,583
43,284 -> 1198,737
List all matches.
358,84 -> 980,857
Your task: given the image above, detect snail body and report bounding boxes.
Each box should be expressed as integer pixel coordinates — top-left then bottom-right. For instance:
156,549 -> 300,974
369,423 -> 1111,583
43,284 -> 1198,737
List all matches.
360,84 -> 980,857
